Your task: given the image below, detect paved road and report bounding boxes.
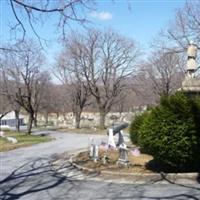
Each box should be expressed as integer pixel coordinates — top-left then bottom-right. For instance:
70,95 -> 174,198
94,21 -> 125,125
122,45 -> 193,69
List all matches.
0,131 -> 106,181
0,131 -> 200,200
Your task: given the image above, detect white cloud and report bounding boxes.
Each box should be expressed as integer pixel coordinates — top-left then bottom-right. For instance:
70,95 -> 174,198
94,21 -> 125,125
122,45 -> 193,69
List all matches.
90,11 -> 113,21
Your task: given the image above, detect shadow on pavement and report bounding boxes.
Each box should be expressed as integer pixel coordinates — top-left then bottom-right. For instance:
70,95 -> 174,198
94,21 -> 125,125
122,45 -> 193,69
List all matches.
0,158 -> 200,200
139,194 -> 200,200
0,158 -> 83,200
159,173 -> 200,190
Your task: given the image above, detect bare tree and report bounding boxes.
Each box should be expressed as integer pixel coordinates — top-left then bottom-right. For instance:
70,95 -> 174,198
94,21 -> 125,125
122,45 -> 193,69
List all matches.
139,51 -> 185,102
32,72 -> 51,127
111,87 -> 135,113
153,1 -> 200,53
40,84 -> 66,127
170,1 -> 200,48
66,29 -> 140,129
0,96 -> 11,131
1,40 -> 45,134
69,81 -> 89,128
39,83 -> 60,126
55,50 -> 90,129
0,62 -> 21,132
0,74 -> 11,131
130,72 -> 159,106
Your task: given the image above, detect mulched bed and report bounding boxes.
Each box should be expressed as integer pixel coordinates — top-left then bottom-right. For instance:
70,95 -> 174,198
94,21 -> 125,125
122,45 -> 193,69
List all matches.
74,148 -> 154,174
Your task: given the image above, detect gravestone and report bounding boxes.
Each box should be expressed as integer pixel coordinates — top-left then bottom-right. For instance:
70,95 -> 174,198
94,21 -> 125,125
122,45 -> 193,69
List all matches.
107,128 -> 116,148
90,144 -> 99,162
7,136 -> 17,144
117,144 -> 129,166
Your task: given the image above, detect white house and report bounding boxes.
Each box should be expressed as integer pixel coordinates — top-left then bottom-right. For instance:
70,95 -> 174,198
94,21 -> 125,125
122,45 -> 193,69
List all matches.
0,111 -> 25,128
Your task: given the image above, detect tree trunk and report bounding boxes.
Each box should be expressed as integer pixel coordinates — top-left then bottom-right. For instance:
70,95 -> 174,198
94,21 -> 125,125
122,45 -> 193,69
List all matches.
99,110 -> 106,129
27,112 -> 34,134
0,118 -> 2,132
45,112 -> 49,127
14,110 -> 20,132
34,112 -> 38,127
75,112 -> 81,129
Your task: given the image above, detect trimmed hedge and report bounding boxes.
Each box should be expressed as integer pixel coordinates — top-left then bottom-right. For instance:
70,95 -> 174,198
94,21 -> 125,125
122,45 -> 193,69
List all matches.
129,112 -> 149,144
129,92 -> 200,171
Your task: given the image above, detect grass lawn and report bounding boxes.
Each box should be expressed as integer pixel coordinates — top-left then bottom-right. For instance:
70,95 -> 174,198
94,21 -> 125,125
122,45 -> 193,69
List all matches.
0,131 -> 51,152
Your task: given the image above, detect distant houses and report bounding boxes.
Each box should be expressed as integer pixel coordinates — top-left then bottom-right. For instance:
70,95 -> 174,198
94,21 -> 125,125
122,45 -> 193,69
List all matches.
0,111 -> 25,128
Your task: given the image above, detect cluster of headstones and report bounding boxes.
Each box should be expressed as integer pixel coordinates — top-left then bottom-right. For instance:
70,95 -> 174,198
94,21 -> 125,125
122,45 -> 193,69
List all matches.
0,131 -> 18,143
89,123 -> 133,166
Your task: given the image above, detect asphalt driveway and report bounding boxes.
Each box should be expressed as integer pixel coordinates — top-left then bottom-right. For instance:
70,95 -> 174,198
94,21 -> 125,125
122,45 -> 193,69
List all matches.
0,131 -> 106,181
0,131 -> 200,200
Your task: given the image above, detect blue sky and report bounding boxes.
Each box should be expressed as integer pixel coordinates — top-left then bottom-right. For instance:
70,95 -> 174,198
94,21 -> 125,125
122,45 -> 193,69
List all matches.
91,1 -> 185,49
0,0 -> 186,63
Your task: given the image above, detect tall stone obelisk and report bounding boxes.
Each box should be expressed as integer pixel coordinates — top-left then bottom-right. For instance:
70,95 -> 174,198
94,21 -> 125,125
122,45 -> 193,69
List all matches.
180,42 -> 200,95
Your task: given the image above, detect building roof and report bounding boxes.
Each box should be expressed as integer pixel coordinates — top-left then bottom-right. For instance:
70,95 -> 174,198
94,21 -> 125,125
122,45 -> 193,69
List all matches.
1,111 -> 25,120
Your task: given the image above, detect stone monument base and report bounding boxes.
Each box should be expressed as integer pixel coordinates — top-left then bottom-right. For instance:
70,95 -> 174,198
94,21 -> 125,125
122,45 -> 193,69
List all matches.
117,159 -> 129,167
179,77 -> 200,96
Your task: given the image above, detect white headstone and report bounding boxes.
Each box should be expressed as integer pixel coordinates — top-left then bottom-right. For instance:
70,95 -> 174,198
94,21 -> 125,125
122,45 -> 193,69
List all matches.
108,128 -> 116,148
90,145 -> 94,157
7,137 -> 18,144
94,145 -> 99,162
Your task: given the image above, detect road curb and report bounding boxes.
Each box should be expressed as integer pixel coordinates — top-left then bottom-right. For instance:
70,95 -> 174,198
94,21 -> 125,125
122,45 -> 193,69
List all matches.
69,150 -> 200,183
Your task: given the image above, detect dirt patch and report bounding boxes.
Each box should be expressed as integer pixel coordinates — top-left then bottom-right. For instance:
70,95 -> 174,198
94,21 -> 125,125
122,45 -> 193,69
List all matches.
74,149 -> 154,174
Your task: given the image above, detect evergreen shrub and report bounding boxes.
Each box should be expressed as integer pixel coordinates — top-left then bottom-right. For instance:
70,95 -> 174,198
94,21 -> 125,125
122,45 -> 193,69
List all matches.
129,92 -> 200,171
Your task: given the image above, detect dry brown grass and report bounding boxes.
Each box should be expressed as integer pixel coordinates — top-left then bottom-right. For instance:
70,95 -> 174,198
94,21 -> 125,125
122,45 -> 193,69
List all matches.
74,149 -> 154,174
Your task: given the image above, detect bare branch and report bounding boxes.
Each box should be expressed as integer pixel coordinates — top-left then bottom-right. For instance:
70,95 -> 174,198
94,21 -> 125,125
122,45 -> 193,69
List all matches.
63,29 -> 140,128
10,0 -> 26,41
6,0 -> 94,43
